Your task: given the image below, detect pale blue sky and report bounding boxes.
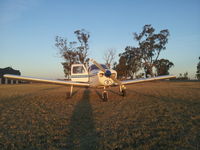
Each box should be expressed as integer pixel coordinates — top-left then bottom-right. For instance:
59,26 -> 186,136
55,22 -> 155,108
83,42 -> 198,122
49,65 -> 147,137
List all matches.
0,0 -> 200,79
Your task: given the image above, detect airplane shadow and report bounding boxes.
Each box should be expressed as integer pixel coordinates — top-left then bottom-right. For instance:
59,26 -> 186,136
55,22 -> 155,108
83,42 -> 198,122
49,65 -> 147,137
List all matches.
66,88 -> 99,149
95,90 -> 103,100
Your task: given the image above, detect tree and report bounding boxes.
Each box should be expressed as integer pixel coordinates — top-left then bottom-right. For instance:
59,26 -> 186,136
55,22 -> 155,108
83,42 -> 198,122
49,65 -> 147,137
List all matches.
115,25 -> 172,79
177,72 -> 189,80
154,59 -> 174,76
74,29 -> 90,66
116,46 -> 142,79
183,72 -> 189,80
55,29 -> 90,78
196,56 -> 200,80
113,55 -> 128,79
133,24 -> 170,77
103,48 -> 116,69
55,37 -> 78,78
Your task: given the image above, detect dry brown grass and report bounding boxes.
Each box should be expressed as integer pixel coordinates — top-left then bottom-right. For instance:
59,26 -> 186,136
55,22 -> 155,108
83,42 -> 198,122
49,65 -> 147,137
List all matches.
0,81 -> 200,149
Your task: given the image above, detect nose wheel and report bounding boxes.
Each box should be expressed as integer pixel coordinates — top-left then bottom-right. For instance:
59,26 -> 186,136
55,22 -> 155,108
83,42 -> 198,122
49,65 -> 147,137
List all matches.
121,89 -> 126,96
101,85 -> 126,101
102,86 -> 108,101
102,91 -> 108,101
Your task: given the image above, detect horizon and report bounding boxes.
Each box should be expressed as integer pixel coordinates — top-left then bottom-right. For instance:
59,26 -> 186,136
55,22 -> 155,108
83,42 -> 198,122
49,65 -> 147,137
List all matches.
1,0 -> 200,79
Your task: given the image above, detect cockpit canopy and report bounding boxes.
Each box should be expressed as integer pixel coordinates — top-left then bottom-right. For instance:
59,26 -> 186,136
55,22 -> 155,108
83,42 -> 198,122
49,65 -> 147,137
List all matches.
89,64 -> 108,71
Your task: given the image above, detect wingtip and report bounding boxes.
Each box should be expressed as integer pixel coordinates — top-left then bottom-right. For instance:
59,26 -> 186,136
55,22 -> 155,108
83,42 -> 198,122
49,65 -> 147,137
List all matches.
3,74 -> 20,78
170,75 -> 176,78
3,74 -> 10,78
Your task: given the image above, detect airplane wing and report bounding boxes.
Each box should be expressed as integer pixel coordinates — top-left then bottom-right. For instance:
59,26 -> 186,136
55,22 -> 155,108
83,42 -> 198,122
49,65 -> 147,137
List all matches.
3,74 -> 90,87
121,75 -> 176,85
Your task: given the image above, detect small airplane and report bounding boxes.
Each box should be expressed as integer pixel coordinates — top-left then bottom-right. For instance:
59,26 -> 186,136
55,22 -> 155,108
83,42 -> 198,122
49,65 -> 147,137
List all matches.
4,59 -> 176,101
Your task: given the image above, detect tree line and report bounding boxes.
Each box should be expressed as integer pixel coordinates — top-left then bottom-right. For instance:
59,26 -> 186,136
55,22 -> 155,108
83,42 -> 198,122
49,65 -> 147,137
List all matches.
113,25 -> 174,79
196,57 -> 200,80
56,25 -> 195,79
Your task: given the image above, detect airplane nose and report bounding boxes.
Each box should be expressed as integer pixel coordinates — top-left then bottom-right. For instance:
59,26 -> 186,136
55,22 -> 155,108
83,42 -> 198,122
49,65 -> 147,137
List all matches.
105,70 -> 111,77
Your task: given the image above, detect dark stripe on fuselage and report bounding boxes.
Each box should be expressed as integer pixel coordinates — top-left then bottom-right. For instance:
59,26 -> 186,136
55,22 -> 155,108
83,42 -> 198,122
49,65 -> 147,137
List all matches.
71,74 -> 96,78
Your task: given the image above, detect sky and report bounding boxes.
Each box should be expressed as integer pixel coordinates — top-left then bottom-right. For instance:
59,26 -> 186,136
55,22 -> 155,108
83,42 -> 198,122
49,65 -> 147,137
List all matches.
0,0 -> 200,79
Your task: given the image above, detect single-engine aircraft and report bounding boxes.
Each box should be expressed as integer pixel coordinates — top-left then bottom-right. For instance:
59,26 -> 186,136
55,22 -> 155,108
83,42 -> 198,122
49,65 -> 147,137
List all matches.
4,59 -> 176,101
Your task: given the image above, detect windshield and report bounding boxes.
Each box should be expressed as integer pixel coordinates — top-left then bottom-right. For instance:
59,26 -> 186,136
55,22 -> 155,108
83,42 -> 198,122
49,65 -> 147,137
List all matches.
89,64 -> 108,71
72,66 -> 86,74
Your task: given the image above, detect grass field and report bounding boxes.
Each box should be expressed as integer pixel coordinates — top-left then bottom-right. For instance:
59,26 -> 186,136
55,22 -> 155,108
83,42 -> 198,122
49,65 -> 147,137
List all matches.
0,81 -> 200,150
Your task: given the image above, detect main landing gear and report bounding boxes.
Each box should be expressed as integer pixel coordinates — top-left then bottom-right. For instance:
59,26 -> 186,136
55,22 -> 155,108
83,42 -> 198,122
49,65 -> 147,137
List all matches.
66,85 -> 73,98
119,85 -> 126,97
68,85 -> 126,101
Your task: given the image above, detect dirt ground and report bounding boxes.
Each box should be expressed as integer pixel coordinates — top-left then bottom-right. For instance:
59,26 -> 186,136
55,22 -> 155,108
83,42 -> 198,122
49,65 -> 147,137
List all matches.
0,81 -> 200,150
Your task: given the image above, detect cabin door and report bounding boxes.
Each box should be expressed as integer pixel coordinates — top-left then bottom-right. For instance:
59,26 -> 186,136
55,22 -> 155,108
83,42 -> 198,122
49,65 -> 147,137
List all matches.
71,64 -> 89,82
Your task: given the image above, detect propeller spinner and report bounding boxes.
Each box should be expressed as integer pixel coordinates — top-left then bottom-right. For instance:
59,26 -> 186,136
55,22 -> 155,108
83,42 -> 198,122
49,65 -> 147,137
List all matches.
105,70 -> 112,77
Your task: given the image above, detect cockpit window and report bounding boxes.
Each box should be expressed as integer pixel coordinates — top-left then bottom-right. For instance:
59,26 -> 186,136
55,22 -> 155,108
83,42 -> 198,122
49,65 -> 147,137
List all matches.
89,64 -> 108,71
73,66 -> 86,74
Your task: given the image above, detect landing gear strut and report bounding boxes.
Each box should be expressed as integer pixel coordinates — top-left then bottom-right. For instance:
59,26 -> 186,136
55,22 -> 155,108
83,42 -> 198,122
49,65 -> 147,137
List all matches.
67,85 -> 73,98
119,85 -> 126,97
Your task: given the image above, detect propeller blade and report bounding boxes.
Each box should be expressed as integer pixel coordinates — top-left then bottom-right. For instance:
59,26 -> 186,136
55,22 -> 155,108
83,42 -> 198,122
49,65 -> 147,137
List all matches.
90,58 -> 106,72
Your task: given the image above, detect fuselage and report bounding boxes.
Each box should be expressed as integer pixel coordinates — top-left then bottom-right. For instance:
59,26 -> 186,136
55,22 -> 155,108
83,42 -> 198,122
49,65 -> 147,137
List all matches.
70,64 -> 117,87
89,69 -> 117,87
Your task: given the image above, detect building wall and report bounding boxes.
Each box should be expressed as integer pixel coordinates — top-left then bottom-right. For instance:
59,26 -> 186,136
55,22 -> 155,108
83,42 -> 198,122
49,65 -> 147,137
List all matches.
0,67 -> 21,84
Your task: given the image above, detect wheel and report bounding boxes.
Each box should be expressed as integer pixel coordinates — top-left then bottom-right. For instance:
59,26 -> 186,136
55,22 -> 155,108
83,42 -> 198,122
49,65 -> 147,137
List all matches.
122,89 -> 126,97
102,91 -> 108,101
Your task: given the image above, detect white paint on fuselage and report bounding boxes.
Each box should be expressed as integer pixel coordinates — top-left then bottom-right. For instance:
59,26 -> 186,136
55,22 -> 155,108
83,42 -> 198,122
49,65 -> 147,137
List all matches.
70,63 -> 117,87
89,69 -> 117,87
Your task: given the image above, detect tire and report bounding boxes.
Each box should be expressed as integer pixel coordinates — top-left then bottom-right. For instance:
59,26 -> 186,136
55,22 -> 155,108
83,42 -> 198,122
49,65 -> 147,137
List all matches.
103,92 -> 108,101
122,89 -> 126,97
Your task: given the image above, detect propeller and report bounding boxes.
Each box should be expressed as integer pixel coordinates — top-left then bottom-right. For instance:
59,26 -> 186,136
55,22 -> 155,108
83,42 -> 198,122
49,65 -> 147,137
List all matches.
90,59 -> 106,72
90,59 -> 122,85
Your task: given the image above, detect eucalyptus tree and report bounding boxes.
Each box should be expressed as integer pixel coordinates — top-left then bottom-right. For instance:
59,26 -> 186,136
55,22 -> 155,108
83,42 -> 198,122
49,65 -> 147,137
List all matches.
133,24 -> 170,77
55,29 -> 90,78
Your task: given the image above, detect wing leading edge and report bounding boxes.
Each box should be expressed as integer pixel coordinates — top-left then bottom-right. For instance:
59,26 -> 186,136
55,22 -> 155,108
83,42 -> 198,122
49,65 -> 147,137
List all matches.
121,75 -> 176,85
3,74 -> 90,87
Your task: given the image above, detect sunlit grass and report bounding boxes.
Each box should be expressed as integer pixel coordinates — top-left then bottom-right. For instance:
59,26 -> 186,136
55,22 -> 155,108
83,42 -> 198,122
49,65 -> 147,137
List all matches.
0,82 -> 199,149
